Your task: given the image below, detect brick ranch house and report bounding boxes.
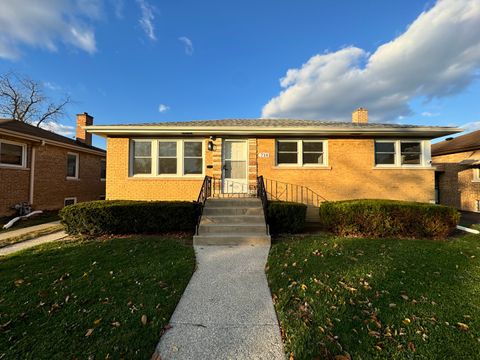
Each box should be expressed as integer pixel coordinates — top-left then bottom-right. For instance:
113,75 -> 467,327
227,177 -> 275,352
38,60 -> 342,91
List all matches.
432,130 -> 480,212
86,109 -> 460,217
0,113 -> 106,217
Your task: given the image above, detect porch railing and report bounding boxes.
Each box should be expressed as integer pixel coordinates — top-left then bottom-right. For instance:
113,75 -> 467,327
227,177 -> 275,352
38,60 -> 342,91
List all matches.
195,175 -> 212,235
256,175 -> 269,235
263,178 -> 326,207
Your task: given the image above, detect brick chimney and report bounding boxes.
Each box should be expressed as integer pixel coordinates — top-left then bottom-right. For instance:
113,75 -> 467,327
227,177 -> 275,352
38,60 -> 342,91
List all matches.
352,107 -> 368,124
76,112 -> 93,146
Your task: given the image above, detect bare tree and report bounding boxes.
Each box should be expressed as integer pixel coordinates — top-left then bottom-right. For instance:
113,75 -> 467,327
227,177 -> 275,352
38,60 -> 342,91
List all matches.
0,72 -> 70,127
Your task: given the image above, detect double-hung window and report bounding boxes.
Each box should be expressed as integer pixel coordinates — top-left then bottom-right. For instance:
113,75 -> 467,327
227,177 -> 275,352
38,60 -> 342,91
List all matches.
276,140 -> 327,166
131,139 -> 204,176
0,140 -> 26,167
66,152 -> 79,179
132,140 -> 152,175
374,140 -> 427,167
158,141 -> 177,174
183,141 -> 203,174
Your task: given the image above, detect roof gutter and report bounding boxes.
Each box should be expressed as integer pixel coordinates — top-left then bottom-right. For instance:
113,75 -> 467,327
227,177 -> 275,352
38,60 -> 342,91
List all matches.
0,128 -> 106,156
85,125 -> 462,139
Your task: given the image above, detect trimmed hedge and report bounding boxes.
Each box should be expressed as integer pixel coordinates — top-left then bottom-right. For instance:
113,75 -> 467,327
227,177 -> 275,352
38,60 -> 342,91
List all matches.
268,201 -> 307,234
60,200 -> 197,235
318,199 -> 459,239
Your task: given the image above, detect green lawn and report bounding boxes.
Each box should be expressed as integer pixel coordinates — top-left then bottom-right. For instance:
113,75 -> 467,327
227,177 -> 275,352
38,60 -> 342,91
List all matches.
267,233 -> 480,360
0,235 -> 195,359
0,211 -> 60,233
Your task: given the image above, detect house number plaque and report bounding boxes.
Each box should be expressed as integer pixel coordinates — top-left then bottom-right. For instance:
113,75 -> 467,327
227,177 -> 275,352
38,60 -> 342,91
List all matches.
258,152 -> 270,158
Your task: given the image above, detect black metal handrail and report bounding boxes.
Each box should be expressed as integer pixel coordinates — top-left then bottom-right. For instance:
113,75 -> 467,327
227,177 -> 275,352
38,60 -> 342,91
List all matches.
257,175 -> 269,235
263,178 -> 326,207
195,175 -> 212,235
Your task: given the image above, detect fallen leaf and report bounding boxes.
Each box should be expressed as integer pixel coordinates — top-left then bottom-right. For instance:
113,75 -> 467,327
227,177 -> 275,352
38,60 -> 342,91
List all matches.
408,342 -> 416,352
141,314 -> 148,325
85,328 -> 94,337
111,321 -> 121,327
403,318 -> 411,325
389,303 -> 396,308
14,279 -> 24,287
401,294 -> 409,300
93,319 -> 102,326
457,322 -> 469,332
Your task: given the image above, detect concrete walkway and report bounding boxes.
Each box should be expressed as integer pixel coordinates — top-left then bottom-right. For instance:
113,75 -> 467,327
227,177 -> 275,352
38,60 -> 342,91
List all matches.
154,245 -> 285,360
0,220 -> 61,242
0,230 -> 67,256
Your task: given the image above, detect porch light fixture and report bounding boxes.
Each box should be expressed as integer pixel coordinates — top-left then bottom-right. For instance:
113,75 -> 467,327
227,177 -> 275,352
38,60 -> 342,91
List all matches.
208,141 -> 216,151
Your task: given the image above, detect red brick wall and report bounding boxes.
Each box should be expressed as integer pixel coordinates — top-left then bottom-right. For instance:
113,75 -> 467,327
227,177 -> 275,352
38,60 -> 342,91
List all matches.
0,134 -> 105,217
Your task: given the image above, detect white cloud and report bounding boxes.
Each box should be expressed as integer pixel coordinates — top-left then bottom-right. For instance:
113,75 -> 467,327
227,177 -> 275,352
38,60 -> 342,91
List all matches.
178,36 -> 194,55
459,121 -> 480,133
110,0 -> 125,19
137,0 -> 156,41
158,104 -> 169,113
43,81 -> 62,91
262,0 -> 480,122
0,0 -> 100,59
421,111 -> 440,117
40,121 -> 75,137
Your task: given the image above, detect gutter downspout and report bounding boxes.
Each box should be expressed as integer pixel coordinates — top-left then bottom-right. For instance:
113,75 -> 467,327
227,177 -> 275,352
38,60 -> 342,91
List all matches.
29,146 -> 36,205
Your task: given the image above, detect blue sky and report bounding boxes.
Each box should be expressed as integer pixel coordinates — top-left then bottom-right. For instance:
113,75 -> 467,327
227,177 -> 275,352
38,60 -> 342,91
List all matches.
0,0 -> 479,148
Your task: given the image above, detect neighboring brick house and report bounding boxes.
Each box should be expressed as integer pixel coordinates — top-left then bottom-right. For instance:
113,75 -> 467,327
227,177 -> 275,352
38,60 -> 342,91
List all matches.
0,113 -> 106,217
86,109 -> 459,214
432,130 -> 480,212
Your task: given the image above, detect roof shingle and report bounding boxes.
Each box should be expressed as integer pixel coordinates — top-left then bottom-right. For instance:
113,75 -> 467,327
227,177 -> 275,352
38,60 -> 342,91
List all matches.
432,130 -> 480,156
0,119 -> 105,153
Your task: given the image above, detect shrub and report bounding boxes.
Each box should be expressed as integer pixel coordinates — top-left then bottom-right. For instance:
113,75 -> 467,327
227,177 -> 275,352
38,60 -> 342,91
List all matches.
318,199 -> 459,239
267,201 -> 307,234
60,200 -> 197,235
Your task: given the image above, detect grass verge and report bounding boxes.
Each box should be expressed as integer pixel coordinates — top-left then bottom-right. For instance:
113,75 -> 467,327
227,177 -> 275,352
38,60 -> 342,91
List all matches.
0,224 -> 64,248
267,233 -> 480,359
0,235 -> 195,359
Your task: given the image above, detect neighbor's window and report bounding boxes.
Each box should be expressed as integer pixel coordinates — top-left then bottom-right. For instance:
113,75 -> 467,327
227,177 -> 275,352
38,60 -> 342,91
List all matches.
132,140 -> 152,175
401,142 -> 422,165
158,141 -> 177,174
66,153 -> 79,178
374,140 -> 426,167
276,140 -> 327,166
64,197 -> 76,206
375,141 -> 396,165
0,140 -> 26,167
100,159 -> 106,180
183,141 -> 203,174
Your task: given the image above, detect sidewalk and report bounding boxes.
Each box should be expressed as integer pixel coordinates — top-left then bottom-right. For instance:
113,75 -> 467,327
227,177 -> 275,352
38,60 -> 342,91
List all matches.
0,220 -> 61,242
154,245 -> 285,360
0,227 -> 67,257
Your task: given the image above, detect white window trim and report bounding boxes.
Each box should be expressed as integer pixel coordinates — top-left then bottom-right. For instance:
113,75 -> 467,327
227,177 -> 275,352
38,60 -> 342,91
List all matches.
473,168 -> 480,183
100,159 -> 106,181
129,139 -> 205,178
275,139 -> 328,167
66,152 -> 79,180
0,139 -> 27,168
64,197 -> 77,206
374,140 -> 431,168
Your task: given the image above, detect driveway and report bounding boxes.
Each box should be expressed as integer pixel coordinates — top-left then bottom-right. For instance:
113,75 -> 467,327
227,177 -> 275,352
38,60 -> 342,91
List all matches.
154,245 -> 285,360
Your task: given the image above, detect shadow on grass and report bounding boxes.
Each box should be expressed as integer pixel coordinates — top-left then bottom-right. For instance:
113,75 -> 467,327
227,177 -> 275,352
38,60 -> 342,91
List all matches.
0,235 -> 195,360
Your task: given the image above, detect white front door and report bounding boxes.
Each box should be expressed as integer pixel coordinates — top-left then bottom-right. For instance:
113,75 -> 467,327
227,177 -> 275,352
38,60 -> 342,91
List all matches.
222,140 -> 248,193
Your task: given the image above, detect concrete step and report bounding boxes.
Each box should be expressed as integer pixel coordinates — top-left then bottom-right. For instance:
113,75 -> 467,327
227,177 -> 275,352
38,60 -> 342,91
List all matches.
204,207 -> 264,216
201,215 -> 265,224
193,233 -> 271,246
199,223 -> 267,234
207,198 -> 262,207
